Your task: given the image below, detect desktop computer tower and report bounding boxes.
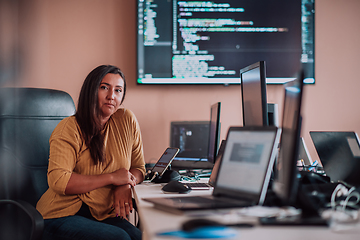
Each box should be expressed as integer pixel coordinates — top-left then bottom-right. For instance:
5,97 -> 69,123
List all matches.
267,103 -> 279,127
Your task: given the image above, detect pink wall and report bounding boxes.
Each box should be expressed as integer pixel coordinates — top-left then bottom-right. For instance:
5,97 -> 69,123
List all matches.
4,0 -> 360,164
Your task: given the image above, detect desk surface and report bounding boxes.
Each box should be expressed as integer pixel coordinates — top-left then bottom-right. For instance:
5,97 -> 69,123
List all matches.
134,181 -> 360,240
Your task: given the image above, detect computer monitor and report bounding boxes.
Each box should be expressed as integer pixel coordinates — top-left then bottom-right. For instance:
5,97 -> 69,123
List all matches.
272,71 -> 304,205
170,102 -> 221,169
136,0 -> 315,85
207,102 -> 221,164
240,61 -> 268,127
170,121 -> 213,170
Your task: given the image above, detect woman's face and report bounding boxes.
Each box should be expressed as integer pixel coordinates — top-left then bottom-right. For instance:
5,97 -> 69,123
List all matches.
97,73 -> 124,123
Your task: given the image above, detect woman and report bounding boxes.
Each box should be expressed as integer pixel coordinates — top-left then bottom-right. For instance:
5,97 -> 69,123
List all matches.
36,65 -> 145,240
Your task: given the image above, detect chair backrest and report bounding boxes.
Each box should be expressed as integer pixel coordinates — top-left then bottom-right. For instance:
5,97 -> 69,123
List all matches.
0,88 -> 76,206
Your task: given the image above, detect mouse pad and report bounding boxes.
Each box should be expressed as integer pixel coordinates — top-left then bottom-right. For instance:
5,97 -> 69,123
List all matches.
157,226 -> 237,239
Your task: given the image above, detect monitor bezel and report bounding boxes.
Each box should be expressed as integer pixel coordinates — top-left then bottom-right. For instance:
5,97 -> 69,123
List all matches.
272,71 -> 304,205
240,61 -> 268,127
207,102 -> 221,164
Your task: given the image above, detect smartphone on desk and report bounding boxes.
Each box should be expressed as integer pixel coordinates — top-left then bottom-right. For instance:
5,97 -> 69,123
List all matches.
148,147 -> 180,180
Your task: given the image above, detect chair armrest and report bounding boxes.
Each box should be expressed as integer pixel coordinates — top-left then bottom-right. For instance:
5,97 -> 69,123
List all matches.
0,199 -> 44,240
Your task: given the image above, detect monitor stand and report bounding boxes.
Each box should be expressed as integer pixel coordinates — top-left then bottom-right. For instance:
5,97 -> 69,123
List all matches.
151,170 -> 181,183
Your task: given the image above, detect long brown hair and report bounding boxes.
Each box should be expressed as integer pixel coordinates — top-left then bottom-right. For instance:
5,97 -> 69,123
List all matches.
75,65 -> 126,164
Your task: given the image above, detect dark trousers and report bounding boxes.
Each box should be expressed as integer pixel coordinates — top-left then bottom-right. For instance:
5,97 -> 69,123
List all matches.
42,204 -> 142,240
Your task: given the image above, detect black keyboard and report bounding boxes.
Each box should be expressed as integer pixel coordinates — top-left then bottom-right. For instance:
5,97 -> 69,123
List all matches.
183,182 -> 211,188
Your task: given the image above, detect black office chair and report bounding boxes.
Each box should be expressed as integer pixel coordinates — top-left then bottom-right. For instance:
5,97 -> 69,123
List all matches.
0,88 -> 76,240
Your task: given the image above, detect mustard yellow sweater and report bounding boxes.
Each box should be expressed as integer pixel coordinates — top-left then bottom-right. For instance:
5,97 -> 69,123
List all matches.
36,108 -> 146,221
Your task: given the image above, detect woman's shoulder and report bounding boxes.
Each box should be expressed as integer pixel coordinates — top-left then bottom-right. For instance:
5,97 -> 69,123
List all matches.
56,115 -> 77,127
112,108 -> 137,121
110,108 -> 140,129
52,115 -> 81,137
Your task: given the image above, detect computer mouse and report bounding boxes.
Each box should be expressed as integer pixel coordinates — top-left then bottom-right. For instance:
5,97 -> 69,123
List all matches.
161,180 -> 192,194
182,218 -> 254,232
182,218 -> 222,232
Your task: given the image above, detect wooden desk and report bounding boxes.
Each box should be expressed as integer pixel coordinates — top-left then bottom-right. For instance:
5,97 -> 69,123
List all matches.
134,182 -> 360,240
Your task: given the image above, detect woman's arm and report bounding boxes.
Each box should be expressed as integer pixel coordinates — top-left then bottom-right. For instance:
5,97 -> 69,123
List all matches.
113,184 -> 133,219
65,168 -> 137,195
130,168 -> 144,184
111,169 -> 144,219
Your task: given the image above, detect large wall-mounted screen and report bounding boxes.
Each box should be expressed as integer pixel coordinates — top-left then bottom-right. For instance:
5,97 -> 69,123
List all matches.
137,0 -> 314,85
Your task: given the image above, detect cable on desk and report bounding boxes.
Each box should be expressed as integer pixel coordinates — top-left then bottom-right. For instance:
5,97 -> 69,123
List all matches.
342,188 -> 360,211
321,183 -> 360,227
179,174 -> 198,181
148,172 -> 159,182
178,169 -> 212,179
330,184 -> 360,211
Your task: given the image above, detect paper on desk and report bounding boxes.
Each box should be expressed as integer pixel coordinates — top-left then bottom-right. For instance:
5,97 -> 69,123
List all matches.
236,206 -> 301,218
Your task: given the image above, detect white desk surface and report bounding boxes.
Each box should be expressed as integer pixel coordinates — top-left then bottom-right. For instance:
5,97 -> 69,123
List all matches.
134,181 -> 360,240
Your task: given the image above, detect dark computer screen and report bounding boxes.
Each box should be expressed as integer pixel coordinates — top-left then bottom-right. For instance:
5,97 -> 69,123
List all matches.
170,121 -> 213,169
273,71 -> 304,205
207,102 -> 221,164
136,0 -> 315,85
169,102 -> 221,169
240,61 -> 268,127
